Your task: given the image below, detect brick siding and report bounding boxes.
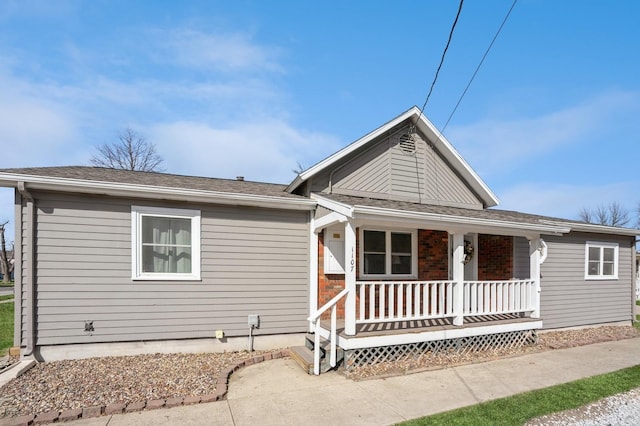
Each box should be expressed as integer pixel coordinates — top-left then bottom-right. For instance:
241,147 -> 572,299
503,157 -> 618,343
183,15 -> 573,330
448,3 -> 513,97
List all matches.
418,230 -> 450,280
317,230 -> 346,319
477,234 -> 513,280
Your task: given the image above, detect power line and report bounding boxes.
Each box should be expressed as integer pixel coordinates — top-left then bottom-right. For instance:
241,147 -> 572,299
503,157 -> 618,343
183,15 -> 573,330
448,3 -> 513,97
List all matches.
441,0 -> 518,133
418,0 -> 465,119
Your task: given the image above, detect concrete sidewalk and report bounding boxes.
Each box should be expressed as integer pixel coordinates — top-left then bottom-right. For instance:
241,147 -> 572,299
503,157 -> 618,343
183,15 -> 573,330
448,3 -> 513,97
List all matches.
43,338 -> 640,426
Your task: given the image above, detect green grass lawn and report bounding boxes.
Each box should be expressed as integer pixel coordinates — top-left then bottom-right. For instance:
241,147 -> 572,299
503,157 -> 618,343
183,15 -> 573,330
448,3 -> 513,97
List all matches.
399,365 -> 640,426
0,295 -> 14,301
0,302 -> 14,356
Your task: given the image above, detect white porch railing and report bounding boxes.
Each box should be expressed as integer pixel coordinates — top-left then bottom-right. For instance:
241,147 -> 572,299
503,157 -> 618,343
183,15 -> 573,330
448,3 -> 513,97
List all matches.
354,279 -> 536,324
355,281 -> 454,323
463,280 -> 536,316
307,288 -> 349,375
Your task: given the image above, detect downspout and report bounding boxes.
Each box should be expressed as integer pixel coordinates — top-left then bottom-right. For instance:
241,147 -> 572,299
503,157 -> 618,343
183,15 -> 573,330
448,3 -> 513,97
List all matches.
632,238 -> 638,325
538,239 -> 548,264
17,182 -> 35,358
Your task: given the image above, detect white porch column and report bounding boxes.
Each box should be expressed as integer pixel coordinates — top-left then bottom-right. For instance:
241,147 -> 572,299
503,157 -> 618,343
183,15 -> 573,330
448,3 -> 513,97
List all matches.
451,232 -> 465,326
529,238 -> 542,319
344,220 -> 357,335
309,217 -> 319,333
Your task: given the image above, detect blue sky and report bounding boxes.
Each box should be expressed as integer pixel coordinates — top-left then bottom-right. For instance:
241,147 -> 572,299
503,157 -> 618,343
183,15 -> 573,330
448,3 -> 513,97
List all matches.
1,0 -> 639,241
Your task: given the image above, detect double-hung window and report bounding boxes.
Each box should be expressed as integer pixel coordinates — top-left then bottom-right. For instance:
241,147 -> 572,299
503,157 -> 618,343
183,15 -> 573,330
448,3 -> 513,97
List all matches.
585,241 -> 618,280
132,206 -> 201,280
361,229 -> 416,278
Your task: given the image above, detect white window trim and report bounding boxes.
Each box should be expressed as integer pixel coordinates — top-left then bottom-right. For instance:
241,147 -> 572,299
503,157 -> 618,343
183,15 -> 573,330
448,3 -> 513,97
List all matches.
584,241 -> 618,280
359,228 -> 418,279
131,205 -> 201,281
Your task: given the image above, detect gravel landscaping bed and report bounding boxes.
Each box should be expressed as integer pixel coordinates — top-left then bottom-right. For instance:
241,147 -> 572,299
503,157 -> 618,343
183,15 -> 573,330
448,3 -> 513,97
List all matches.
0,350 -> 278,419
343,325 -> 640,380
0,325 -> 637,421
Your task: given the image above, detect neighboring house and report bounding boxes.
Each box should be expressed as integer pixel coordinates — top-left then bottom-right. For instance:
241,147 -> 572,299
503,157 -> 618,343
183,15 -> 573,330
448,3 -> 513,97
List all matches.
0,107 -> 637,371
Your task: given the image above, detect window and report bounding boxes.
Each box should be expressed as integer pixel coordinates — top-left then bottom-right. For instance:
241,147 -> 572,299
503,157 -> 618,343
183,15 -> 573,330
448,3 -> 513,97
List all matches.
585,241 -> 618,280
361,229 -> 416,277
132,206 -> 201,280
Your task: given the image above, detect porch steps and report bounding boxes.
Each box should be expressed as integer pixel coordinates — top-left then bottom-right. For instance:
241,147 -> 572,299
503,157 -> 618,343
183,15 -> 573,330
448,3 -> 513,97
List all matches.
289,346 -> 315,375
289,334 -> 343,375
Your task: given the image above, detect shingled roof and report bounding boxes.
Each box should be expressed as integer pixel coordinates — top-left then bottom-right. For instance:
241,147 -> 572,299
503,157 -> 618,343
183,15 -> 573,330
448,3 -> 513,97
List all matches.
316,193 -> 640,236
0,166 -> 305,199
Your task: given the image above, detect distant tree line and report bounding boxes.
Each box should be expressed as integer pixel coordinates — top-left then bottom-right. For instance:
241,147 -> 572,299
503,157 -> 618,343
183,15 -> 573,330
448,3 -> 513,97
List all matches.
578,201 -> 638,228
90,128 -> 164,172
0,221 -> 13,283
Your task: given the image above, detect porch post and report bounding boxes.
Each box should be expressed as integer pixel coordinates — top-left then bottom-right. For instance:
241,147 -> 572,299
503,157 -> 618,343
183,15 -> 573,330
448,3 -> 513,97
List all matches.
529,238 -> 541,319
452,232 -> 465,326
309,216 -> 319,333
344,220 -> 357,335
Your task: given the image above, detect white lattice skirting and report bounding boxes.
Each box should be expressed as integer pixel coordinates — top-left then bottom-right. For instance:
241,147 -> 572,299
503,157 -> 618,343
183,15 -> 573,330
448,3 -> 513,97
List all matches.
344,330 -> 537,369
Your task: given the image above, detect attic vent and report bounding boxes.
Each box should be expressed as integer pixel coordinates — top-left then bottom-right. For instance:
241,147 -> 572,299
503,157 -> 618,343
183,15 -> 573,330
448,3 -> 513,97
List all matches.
398,133 -> 416,155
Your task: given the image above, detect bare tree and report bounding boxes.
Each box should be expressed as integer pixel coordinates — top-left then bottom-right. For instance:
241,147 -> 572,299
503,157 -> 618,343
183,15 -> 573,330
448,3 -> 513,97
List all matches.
90,128 -> 163,172
0,221 -> 14,283
578,202 -> 630,227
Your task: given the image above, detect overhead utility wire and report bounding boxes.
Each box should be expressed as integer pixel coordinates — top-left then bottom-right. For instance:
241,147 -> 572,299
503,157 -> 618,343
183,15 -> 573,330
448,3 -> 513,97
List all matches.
441,0 -> 518,133
417,0 -> 465,121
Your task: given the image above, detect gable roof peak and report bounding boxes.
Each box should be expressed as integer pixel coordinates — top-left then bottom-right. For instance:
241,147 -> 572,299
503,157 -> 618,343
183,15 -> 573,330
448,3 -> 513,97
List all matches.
286,107 -> 499,208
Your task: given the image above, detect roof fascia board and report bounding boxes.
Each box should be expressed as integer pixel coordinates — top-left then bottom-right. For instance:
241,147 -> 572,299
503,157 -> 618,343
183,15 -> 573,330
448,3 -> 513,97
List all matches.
539,220 -> 640,237
413,115 -> 499,208
0,174 -> 316,211
353,205 -> 570,236
310,193 -> 354,218
313,211 -> 348,233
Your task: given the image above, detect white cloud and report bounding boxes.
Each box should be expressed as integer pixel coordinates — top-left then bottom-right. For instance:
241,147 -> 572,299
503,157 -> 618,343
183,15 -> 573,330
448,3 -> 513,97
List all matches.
0,92 -> 82,167
447,91 -> 639,177
497,181 -> 638,222
157,29 -> 283,73
149,120 -> 341,184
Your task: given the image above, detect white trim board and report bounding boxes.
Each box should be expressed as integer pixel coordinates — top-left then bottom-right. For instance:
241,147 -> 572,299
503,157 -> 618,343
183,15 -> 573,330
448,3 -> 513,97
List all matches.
317,320 -> 543,350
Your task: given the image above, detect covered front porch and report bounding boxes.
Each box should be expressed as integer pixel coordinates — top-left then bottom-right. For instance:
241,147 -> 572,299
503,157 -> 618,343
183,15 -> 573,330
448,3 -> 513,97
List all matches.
310,279 -> 543,372
306,194 -> 568,374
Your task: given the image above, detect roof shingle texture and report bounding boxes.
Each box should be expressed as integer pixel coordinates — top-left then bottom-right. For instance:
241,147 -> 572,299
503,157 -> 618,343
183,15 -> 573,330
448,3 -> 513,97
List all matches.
0,166 -> 305,199
319,193 -> 584,227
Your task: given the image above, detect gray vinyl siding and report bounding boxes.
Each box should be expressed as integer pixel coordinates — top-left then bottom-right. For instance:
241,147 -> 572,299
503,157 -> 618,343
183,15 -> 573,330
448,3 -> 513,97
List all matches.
31,191 -> 310,346
540,232 -> 634,329
309,127 -> 483,209
314,206 -> 332,221
512,237 -> 530,279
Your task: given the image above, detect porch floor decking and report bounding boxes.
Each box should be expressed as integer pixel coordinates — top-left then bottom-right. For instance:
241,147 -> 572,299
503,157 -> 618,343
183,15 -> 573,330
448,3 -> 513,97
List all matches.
320,314 -> 540,339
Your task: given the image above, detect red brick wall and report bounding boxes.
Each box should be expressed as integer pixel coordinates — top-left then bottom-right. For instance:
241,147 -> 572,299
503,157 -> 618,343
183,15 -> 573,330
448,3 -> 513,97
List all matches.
477,234 -> 513,280
317,231 -> 346,319
418,230 -> 450,280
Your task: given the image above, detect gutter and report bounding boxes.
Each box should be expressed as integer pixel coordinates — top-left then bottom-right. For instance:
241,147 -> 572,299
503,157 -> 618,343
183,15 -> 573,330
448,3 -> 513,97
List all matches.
539,220 -> 640,237
353,205 -> 571,236
0,173 -> 316,212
